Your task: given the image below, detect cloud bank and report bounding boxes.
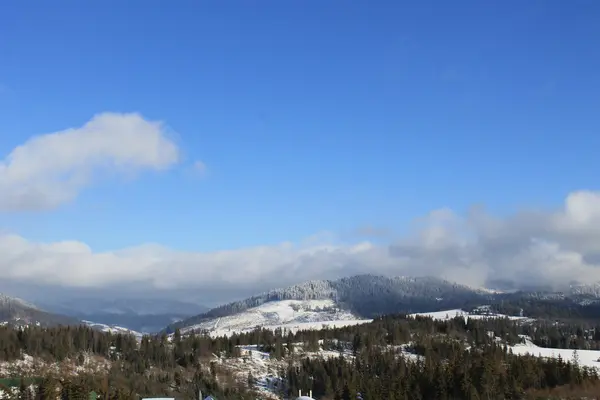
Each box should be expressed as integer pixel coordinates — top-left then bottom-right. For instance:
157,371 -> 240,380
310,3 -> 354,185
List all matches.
0,113 -> 180,211
2,190 -> 600,301
2,113 -> 600,303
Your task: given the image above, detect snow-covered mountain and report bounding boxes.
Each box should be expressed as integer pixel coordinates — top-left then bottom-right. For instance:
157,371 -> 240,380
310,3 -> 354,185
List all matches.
166,274 -> 600,334
0,293 -> 80,327
510,284 -> 600,303
82,320 -> 143,338
166,274 -> 494,333
0,293 -> 148,336
181,299 -> 371,337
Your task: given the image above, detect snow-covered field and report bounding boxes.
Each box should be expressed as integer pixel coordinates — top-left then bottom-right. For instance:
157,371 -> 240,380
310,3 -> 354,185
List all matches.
182,299 -> 372,337
82,320 -> 143,338
183,303 -> 532,338
510,335 -> 600,370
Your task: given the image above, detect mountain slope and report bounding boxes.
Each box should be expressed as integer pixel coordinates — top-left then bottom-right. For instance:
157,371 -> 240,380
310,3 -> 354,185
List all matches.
0,293 -> 80,327
569,283 -> 600,298
82,320 -> 143,338
166,274 -> 493,333
180,299 -> 371,336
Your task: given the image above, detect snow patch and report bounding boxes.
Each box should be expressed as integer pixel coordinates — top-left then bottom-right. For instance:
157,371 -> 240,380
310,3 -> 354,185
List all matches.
183,300 -> 371,337
510,335 -> 600,370
82,320 -> 142,338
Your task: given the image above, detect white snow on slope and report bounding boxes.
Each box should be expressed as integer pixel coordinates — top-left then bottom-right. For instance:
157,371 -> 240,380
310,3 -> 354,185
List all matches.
82,320 -> 142,338
410,310 -> 600,370
183,300 -> 372,337
510,335 -> 600,370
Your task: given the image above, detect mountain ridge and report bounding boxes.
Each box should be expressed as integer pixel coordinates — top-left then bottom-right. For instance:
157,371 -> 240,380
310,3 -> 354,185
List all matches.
35,297 -> 207,333
165,274 -> 600,334
0,293 -> 81,327
165,274 -> 494,333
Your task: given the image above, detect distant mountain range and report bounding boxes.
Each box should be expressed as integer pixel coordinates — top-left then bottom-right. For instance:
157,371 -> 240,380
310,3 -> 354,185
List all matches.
5,274 -> 600,335
36,298 -> 207,333
0,294 -> 80,327
165,274 -> 600,334
0,293 -> 207,333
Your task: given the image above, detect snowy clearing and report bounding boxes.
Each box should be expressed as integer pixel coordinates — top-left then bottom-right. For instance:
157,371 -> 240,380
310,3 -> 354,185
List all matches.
510,336 -> 600,370
183,300 -> 372,337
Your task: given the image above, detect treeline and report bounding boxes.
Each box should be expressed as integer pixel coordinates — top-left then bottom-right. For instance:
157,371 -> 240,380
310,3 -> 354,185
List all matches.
0,325 -> 242,365
285,341 -> 598,399
486,296 -> 600,321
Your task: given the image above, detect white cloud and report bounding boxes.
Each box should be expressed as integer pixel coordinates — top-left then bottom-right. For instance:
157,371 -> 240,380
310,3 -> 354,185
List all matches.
0,112 -> 180,211
3,191 -> 600,302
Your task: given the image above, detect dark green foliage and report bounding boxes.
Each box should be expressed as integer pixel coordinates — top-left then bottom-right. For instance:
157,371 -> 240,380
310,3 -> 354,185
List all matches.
280,317 -> 600,400
227,313 -> 600,398
4,308 -> 600,399
0,325 -> 252,399
286,343 -> 599,400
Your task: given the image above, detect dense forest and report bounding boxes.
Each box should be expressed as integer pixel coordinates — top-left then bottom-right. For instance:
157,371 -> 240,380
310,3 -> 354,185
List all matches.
286,342 -> 599,400
0,325 -> 252,399
229,314 -> 600,398
3,311 -> 600,398
480,297 -> 600,321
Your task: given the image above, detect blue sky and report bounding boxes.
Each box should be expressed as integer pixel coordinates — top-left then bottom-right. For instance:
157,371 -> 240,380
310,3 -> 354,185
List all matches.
1,1 -> 600,301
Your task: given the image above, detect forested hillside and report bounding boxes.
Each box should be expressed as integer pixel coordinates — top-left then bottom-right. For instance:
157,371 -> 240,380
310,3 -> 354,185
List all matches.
0,325 -> 252,399
3,311 -> 600,398
167,274 -> 600,334
167,275 -> 490,332
231,313 -> 600,399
